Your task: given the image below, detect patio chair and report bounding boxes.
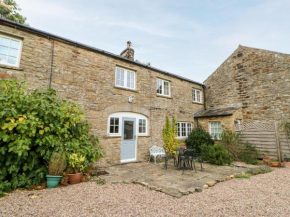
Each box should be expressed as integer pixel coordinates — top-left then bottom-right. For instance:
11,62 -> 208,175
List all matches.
164,148 -> 176,170
148,145 -> 166,164
179,149 -> 196,174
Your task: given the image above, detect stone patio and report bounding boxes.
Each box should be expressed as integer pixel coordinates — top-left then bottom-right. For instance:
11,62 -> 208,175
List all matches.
96,161 -> 258,198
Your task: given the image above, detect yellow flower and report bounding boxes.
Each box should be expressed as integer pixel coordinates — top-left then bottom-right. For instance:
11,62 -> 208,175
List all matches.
1,125 -> 5,130
5,117 -> 10,121
19,117 -> 24,123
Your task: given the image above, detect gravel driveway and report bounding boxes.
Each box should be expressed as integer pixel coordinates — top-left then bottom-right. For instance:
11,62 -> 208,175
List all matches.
1,167 -> 290,217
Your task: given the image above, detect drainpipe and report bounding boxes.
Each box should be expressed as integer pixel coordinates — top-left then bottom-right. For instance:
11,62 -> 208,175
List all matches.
202,85 -> 206,110
48,38 -> 54,88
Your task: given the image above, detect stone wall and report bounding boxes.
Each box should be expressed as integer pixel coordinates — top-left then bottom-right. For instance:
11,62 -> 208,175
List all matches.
205,45 -> 290,122
0,23 -> 204,166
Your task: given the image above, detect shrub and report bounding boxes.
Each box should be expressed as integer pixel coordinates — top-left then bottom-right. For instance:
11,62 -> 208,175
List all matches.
218,131 -> 242,160
186,125 -> 214,151
246,165 -> 272,175
239,142 -> 259,165
201,144 -> 233,165
0,80 -> 104,194
68,153 -> 86,173
163,116 -> 179,155
48,151 -> 67,175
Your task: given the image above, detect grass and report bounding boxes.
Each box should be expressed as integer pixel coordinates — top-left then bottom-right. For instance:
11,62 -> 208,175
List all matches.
234,173 -> 251,179
96,179 -> 106,185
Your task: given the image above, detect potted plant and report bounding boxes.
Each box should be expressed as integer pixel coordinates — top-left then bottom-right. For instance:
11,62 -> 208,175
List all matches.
67,153 -> 86,184
46,151 -> 67,189
269,160 -> 279,167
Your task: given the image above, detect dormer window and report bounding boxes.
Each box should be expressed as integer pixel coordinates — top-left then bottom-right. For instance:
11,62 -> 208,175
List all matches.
115,67 -> 136,90
0,34 -> 22,67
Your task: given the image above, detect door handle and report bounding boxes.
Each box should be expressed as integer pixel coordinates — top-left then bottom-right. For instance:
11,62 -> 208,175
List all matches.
134,135 -> 136,140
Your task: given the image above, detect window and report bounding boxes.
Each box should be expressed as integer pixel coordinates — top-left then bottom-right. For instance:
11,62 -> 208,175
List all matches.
192,89 -> 202,103
109,117 -> 119,134
139,119 -> 146,134
177,122 -> 192,138
210,121 -> 222,140
0,35 -> 22,67
157,79 -> 170,96
115,67 -> 135,89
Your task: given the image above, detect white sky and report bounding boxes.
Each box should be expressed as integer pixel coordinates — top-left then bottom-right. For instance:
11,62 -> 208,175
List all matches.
17,0 -> 290,83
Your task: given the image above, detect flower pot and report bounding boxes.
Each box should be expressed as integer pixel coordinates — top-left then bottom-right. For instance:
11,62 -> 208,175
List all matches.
284,162 -> 290,168
67,173 -> 82,184
46,175 -> 63,189
270,162 -> 279,167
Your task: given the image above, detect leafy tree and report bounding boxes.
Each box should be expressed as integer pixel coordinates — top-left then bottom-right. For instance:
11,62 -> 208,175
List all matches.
186,125 -> 214,151
0,80 -> 103,195
0,0 -> 28,25
163,116 -> 179,155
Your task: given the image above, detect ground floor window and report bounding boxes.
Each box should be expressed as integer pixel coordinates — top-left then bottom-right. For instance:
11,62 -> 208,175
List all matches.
177,122 -> 192,138
209,121 -> 222,140
107,112 -> 148,136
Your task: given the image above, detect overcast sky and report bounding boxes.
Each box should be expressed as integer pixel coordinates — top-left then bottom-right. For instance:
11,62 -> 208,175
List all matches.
17,0 -> 290,83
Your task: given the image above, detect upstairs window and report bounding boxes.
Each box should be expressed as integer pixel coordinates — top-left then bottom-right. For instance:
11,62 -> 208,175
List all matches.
210,121 -> 222,140
115,67 -> 135,90
157,79 -> 170,96
0,35 -> 22,67
193,89 -> 202,103
177,122 -> 192,138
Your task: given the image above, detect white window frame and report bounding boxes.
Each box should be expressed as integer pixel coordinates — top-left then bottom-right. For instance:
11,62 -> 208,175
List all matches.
107,112 -> 148,137
209,121 -> 222,140
115,67 -> 136,90
138,119 -> 147,135
177,122 -> 192,138
0,34 -> 22,68
192,89 -> 202,103
156,78 -> 171,97
109,117 -> 120,136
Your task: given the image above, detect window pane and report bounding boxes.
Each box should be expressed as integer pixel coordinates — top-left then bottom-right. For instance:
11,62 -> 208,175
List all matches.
110,117 -> 114,125
193,89 -> 196,101
197,90 -> 201,102
1,37 -> 10,46
10,40 -> 20,49
110,126 -> 114,133
115,126 -> 119,133
115,118 -> 119,125
0,54 -> 7,63
124,120 -> 134,140
7,56 -> 16,65
157,79 -> 162,94
164,81 -> 169,96
0,46 -> 8,55
9,48 -> 18,57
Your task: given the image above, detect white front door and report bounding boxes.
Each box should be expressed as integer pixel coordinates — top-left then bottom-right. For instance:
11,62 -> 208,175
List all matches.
121,118 -> 136,162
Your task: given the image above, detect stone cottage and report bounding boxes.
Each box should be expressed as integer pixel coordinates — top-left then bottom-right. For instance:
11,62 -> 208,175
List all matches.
0,18 -> 205,166
198,45 -> 290,139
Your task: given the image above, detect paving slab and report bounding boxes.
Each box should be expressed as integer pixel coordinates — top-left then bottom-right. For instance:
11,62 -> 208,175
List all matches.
97,161 -> 257,197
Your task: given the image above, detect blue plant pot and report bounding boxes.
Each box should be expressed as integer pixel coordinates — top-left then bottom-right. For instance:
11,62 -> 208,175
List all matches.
46,175 -> 63,189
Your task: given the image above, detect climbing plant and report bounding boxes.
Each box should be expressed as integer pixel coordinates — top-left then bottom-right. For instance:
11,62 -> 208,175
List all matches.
163,116 -> 179,155
0,80 -> 104,195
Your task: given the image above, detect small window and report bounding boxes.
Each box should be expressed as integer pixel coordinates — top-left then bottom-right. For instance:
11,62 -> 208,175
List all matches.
192,89 -> 202,103
115,67 -> 135,89
139,119 -> 146,134
210,121 -> 222,140
109,117 -> 119,134
177,122 -> 192,138
0,35 -> 22,67
157,79 -> 170,96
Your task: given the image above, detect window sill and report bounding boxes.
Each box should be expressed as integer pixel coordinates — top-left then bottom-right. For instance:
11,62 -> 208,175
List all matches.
176,137 -> 187,141
192,101 -> 203,105
114,86 -> 139,93
156,94 -> 172,99
0,64 -> 23,71
138,135 -> 150,137
104,135 -> 121,139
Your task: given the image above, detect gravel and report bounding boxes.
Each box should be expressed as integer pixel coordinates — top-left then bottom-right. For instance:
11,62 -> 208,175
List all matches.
1,168 -> 290,217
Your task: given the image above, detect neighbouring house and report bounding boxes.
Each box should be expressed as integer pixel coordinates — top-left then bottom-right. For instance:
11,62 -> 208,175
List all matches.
197,45 -> 290,140
0,18 -> 205,166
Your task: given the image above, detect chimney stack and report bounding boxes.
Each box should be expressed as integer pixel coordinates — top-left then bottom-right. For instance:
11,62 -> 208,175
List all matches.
120,41 -> 134,61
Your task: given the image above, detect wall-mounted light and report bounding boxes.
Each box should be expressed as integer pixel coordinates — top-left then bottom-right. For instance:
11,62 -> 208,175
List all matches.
128,96 -> 133,103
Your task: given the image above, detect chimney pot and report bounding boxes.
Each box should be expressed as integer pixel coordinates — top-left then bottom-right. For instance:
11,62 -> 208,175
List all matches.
120,41 -> 134,61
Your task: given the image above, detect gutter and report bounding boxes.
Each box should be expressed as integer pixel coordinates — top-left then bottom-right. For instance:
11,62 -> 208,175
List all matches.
48,38 -> 54,88
202,85 -> 206,110
0,18 -> 205,87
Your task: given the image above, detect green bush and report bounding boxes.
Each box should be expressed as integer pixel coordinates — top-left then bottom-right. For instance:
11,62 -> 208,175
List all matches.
201,144 -> 233,165
0,80 -> 104,194
239,142 -> 259,165
186,126 -> 214,151
218,131 -> 242,160
246,165 -> 272,175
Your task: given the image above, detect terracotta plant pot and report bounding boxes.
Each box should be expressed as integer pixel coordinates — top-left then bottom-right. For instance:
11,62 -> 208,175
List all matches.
180,146 -> 186,150
67,173 -> 82,184
263,157 -> 270,164
283,162 -> 290,168
270,162 -> 279,167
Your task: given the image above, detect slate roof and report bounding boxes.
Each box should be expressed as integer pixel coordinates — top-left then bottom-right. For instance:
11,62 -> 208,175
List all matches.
0,18 -> 204,87
194,105 -> 242,118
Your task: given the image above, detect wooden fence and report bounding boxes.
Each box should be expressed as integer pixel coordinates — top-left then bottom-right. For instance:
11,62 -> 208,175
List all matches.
235,121 -> 290,163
